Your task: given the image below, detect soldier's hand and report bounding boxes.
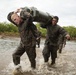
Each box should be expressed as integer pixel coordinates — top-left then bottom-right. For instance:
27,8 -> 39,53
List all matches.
24,12 -> 32,18
65,34 -> 70,40
14,8 -> 22,13
36,37 -> 39,40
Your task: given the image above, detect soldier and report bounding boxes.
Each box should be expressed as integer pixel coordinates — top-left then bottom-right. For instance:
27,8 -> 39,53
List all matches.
36,30 -> 41,48
7,9 -> 38,73
41,16 -> 70,67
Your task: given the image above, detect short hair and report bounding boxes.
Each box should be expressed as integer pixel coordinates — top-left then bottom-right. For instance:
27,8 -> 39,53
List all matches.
7,12 -> 17,25
53,16 -> 59,22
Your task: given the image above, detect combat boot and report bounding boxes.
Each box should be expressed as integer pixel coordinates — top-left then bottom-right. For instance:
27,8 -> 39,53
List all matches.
13,65 -> 23,75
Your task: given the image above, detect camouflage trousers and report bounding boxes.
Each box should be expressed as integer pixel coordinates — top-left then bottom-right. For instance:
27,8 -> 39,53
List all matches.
12,43 -> 36,68
42,44 -> 58,64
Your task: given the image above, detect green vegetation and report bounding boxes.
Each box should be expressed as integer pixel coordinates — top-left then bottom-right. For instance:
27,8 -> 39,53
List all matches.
0,22 -> 19,36
36,23 -> 47,37
0,22 -> 18,32
0,22 -> 76,39
63,26 -> 76,40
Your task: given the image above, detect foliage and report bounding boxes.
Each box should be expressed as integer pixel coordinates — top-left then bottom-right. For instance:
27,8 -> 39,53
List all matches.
0,22 -> 76,38
0,22 -> 18,32
63,26 -> 76,38
36,23 -> 47,37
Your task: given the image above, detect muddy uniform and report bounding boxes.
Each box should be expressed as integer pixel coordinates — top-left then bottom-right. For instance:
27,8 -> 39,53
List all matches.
12,12 -> 38,69
41,23 -> 67,64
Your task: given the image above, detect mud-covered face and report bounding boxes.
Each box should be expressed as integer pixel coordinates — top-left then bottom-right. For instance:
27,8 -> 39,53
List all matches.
52,18 -> 58,25
11,13 -> 22,25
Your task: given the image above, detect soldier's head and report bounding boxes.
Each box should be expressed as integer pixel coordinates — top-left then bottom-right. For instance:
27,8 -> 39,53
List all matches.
52,16 -> 59,25
7,12 -> 23,26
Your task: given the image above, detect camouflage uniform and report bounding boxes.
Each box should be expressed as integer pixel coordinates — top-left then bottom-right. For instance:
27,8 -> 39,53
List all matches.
11,11 -> 38,69
41,23 -> 67,64
13,23 -> 37,69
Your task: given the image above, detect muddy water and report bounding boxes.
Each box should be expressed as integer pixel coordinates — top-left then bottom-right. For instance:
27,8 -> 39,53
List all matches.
0,37 -> 76,75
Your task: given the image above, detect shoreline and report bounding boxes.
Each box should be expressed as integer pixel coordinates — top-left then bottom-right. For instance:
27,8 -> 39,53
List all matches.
0,31 -> 76,41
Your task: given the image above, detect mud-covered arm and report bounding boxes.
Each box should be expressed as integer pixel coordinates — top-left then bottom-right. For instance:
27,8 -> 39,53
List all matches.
58,26 -> 70,40
14,7 -> 32,20
40,19 -> 52,29
20,7 -> 33,20
22,15 -> 33,30
31,24 -> 39,38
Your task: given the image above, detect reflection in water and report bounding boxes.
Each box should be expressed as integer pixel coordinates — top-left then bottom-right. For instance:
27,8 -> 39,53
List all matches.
0,38 -> 76,75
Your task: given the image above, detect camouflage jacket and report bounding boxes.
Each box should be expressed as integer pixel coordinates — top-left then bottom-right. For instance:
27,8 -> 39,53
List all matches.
41,23 -> 67,46
18,17 -> 38,47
